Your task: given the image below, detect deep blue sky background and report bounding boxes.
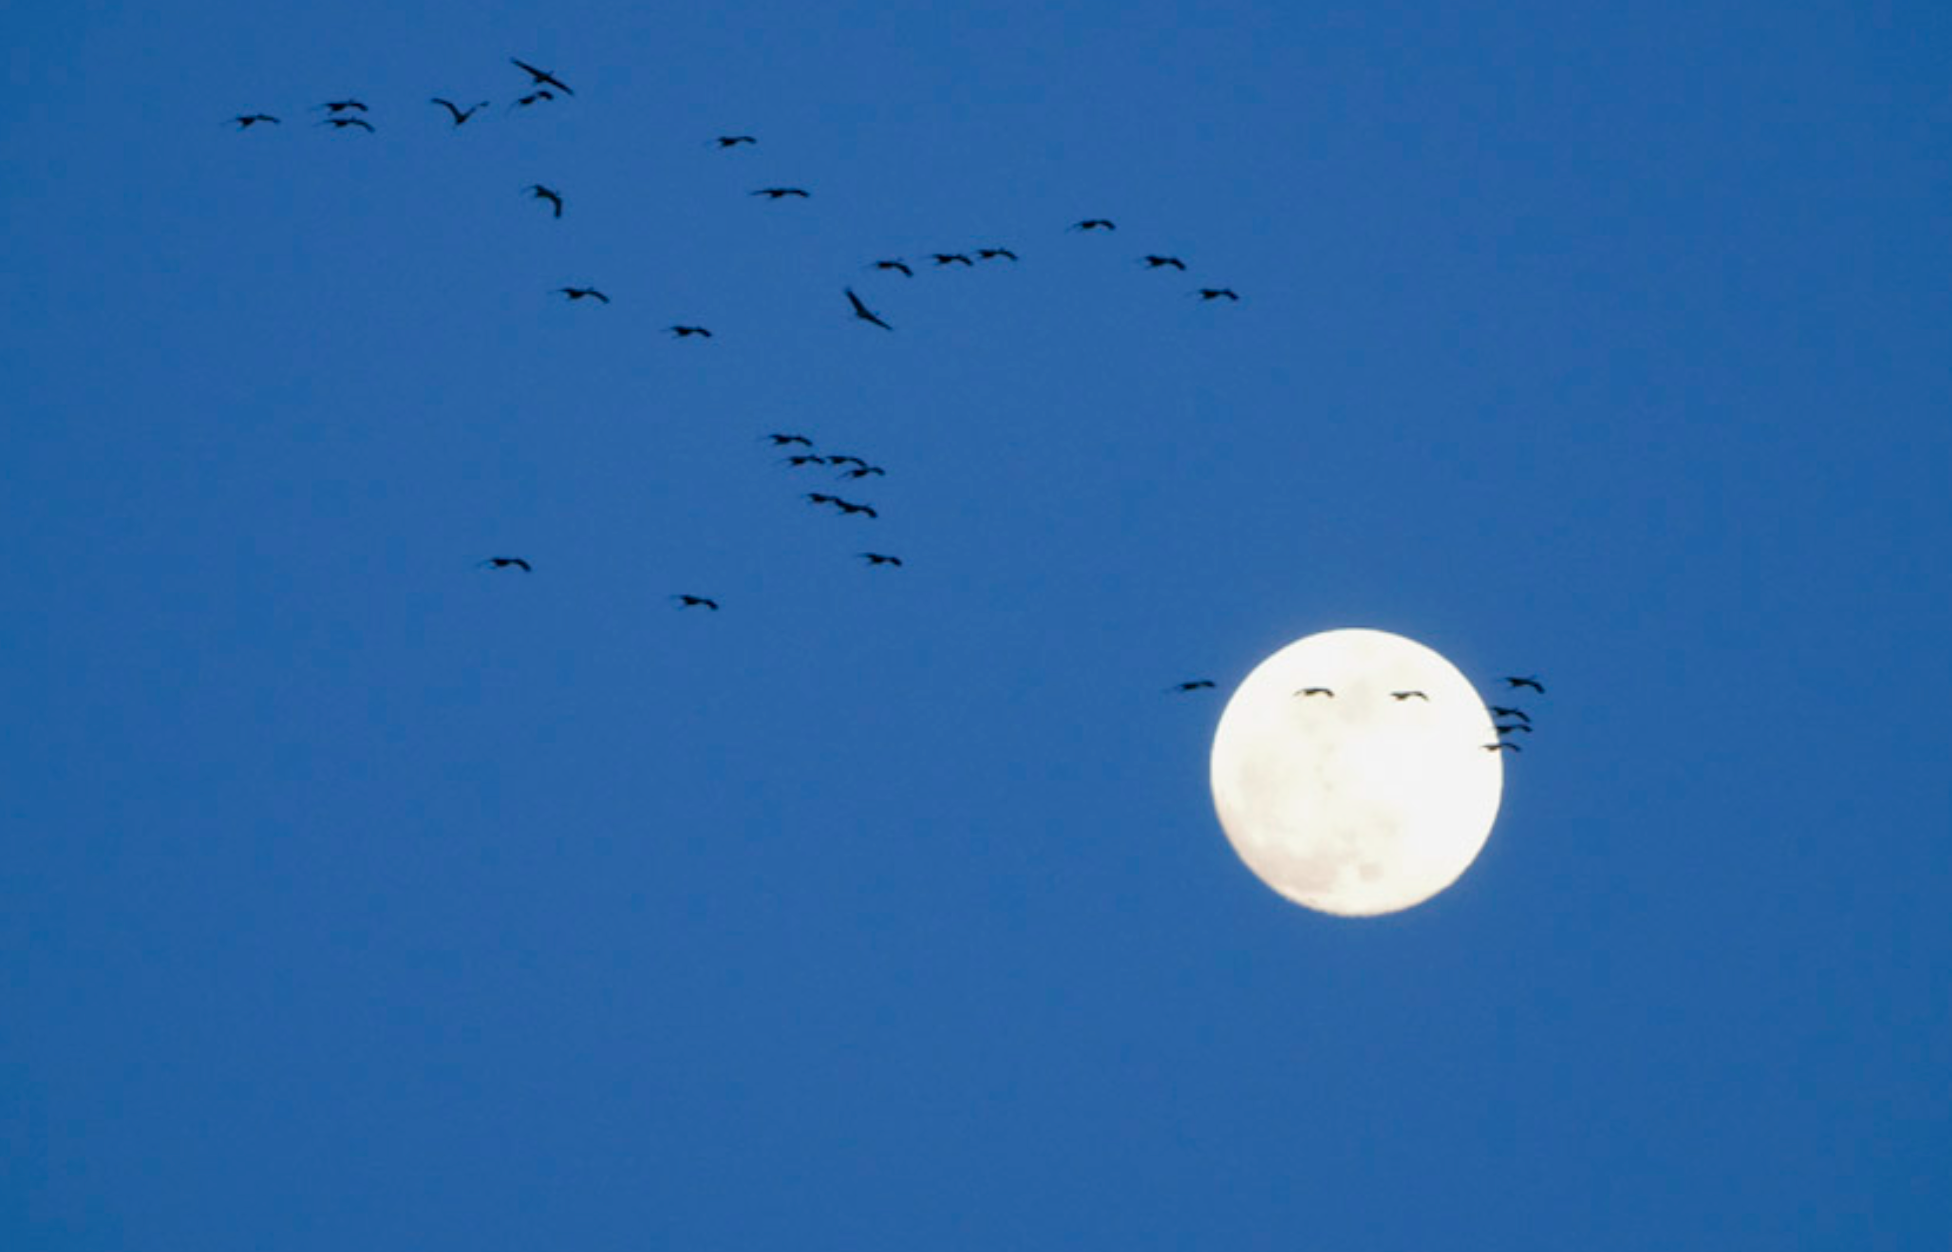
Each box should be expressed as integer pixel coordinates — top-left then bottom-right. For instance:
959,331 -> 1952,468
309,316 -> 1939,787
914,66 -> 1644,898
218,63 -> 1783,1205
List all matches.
6,2 -> 1949,1247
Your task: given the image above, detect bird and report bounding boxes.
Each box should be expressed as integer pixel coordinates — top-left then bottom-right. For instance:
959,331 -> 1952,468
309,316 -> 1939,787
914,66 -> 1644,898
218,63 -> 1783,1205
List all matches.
525,184 -> 564,217
432,98 -> 489,126
839,465 -> 885,480
511,57 -> 574,95
557,286 -> 610,303
751,187 -> 810,199
1070,218 -> 1116,232
1142,254 -> 1187,270
668,325 -> 713,338
713,134 -> 757,148
806,492 -> 838,507
478,557 -> 531,571
845,287 -> 892,330
1168,679 -> 1216,693
931,252 -> 974,267
976,247 -> 1018,261
319,117 -> 375,132
1295,687 -> 1335,698
1195,287 -> 1240,302
510,90 -> 556,109
231,113 -> 279,129
780,454 -> 827,468
1391,690 -> 1429,701
1483,742 -> 1521,753
871,259 -> 914,277
860,553 -> 903,567
1489,706 -> 1531,722
764,433 -> 813,448
673,594 -> 719,610
1495,723 -> 1534,736
834,499 -> 878,518
317,99 -> 368,113
825,455 -> 867,469
1504,675 -> 1546,694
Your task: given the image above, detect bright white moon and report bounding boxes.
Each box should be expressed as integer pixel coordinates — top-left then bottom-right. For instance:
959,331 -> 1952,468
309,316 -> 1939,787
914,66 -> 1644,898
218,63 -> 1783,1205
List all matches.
1209,628 -> 1502,916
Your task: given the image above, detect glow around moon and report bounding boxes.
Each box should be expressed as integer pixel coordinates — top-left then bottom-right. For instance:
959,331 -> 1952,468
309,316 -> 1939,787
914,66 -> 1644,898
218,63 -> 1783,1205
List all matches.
1209,628 -> 1502,916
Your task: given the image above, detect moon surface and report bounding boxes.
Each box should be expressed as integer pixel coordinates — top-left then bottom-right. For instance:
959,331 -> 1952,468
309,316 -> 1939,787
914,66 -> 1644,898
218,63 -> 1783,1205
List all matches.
1209,628 -> 1503,916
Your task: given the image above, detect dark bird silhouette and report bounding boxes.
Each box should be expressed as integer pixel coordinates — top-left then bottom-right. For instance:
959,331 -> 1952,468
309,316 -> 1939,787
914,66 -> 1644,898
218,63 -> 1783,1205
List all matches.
834,499 -> 878,518
765,433 -> 814,447
510,89 -> 556,109
1071,218 -> 1116,232
668,325 -> 713,338
557,286 -> 610,303
673,594 -> 720,610
1142,254 -> 1187,270
1483,742 -> 1522,753
805,492 -> 839,507
317,99 -> 369,114
1504,675 -> 1546,694
976,247 -> 1018,262
432,98 -> 489,126
860,553 -> 903,567
839,465 -> 885,480
751,187 -> 810,200
714,134 -> 757,148
478,557 -> 531,572
511,57 -> 574,96
319,116 -> 375,132
1391,690 -> 1429,701
1195,287 -> 1240,302
781,454 -> 827,467
932,252 -> 974,267
871,259 -> 914,277
231,113 -> 279,129
1168,680 -> 1216,693
525,184 -> 564,217
825,455 -> 867,469
1495,723 -> 1534,736
1295,687 -> 1335,698
1489,706 -> 1531,722
845,287 -> 891,330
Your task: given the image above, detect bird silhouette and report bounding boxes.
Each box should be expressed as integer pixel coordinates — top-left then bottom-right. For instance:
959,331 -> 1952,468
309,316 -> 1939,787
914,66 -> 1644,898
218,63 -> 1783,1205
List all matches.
1168,679 -> 1216,693
511,57 -> 574,95
871,259 -> 914,277
1295,687 -> 1335,698
860,553 -> 903,567
557,286 -> 609,303
825,455 -> 867,469
317,99 -> 368,114
845,288 -> 892,330
932,252 -> 974,267
1495,723 -> 1534,736
780,454 -> 827,467
231,113 -> 279,129
1483,742 -> 1521,752
765,433 -> 814,447
805,492 -> 839,506
839,465 -> 885,480
478,557 -> 531,571
1142,255 -> 1187,270
1195,287 -> 1240,302
319,117 -> 375,132
510,90 -> 556,109
976,247 -> 1018,261
833,499 -> 878,518
713,134 -> 757,148
1489,706 -> 1531,722
1391,690 -> 1429,701
668,325 -> 713,338
1071,219 -> 1117,232
1504,675 -> 1546,694
751,187 -> 810,199
525,184 -> 564,217
432,98 -> 489,126
673,594 -> 719,610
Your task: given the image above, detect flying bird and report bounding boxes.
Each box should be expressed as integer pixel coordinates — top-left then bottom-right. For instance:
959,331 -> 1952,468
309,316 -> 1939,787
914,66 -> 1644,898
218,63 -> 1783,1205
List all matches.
833,499 -> 878,518
805,492 -> 839,507
1391,690 -> 1429,701
510,90 -> 556,109
976,247 -> 1018,261
231,113 -> 279,129
1070,218 -> 1116,231
1195,287 -> 1240,302
668,325 -> 713,338
931,252 -> 974,267
1504,675 -> 1546,694
557,286 -> 609,303
319,116 -> 375,132
825,455 -> 867,469
1483,742 -> 1522,753
673,594 -> 719,610
432,98 -> 489,126
1142,255 -> 1187,270
317,99 -> 368,114
780,454 -> 827,467
478,557 -> 531,571
525,184 -> 564,217
511,57 -> 574,95
1495,723 -> 1534,736
845,287 -> 891,330
713,134 -> 757,148
859,553 -> 903,567
1294,687 -> 1335,698
871,259 -> 914,277
1489,706 -> 1531,722
765,433 -> 814,447
839,465 -> 885,480
751,187 -> 810,199
1168,680 -> 1216,693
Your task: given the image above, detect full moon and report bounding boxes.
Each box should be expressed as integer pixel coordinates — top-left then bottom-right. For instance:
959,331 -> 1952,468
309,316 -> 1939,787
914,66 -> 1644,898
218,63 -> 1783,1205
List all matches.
1209,628 -> 1502,916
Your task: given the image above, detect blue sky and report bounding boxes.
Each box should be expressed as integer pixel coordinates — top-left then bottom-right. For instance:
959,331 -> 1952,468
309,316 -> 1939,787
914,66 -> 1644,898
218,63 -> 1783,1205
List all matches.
5,1 -> 1949,1247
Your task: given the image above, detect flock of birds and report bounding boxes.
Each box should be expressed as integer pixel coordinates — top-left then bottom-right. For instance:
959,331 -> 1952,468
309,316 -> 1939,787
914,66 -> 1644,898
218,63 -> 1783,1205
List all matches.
1168,675 -> 1548,757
